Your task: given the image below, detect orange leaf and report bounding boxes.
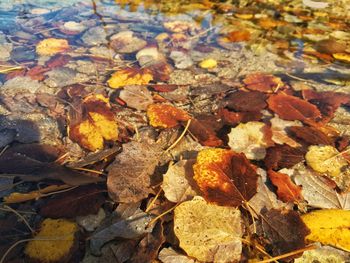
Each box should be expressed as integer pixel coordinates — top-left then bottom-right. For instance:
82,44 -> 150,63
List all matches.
243,73 -> 284,93
268,170 -> 303,203
193,148 -> 258,207
107,67 -> 153,89
147,104 -> 190,128
36,38 -> 69,56
227,30 -> 251,42
267,93 -> 321,123
188,117 -> 222,147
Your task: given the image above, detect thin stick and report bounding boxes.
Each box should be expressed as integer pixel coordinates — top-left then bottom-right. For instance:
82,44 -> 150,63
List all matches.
257,245 -> 316,263
240,238 -> 274,261
145,188 -> 163,213
1,205 -> 34,233
147,203 -> 179,226
72,167 -> 106,175
165,119 -> 192,152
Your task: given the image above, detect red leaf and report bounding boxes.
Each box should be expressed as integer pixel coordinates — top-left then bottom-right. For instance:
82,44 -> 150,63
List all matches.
26,65 -> 49,81
267,93 -> 321,123
39,184 -> 105,218
268,169 -> 303,203
46,54 -> 71,69
243,73 -> 284,93
187,117 -> 223,147
223,90 -> 267,112
218,108 -> 262,125
265,145 -> 306,170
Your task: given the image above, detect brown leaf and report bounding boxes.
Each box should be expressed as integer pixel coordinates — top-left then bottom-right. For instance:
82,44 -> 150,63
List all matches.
267,93 -> 322,123
107,136 -> 163,203
39,184 -> 105,218
243,73 -> 284,93
261,208 -> 310,256
26,65 -> 49,81
218,108 -> 262,125
267,170 -> 303,203
222,90 -> 267,112
46,54 -> 71,69
227,30 -> 251,42
288,125 -> 334,146
187,118 -> 223,147
193,148 -> 258,207
265,145 -> 306,170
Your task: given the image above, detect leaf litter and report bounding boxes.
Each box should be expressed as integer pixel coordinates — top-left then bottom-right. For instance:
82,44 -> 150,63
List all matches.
0,0 -> 350,262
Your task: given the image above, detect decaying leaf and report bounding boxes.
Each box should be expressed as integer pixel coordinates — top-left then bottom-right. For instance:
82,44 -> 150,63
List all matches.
267,169 -> 303,203
187,116 -> 223,147
302,209 -> 350,251
147,104 -> 190,128
36,38 -> 69,56
174,197 -> 243,262
261,208 -> 310,255
222,90 -> 267,112
193,148 -> 258,206
107,133 -> 163,203
270,116 -> 302,147
119,85 -> 154,111
288,125 -> 334,146
295,245 -> 350,263
218,108 -> 262,125
305,145 -> 347,177
162,160 -> 197,203
25,219 -> 78,262
107,68 -> 153,89
68,94 -> 118,151
158,247 -> 197,263
267,93 -> 322,123
228,121 -> 273,160
243,73 -> 283,93
39,184 -> 105,218
265,145 -> 306,170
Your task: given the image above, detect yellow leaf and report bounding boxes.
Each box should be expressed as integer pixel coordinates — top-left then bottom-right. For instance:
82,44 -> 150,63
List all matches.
174,196 -> 242,262
25,219 -> 78,262
199,58 -> 217,69
107,68 -> 153,89
36,38 -> 69,56
305,145 -> 348,178
301,209 -> 350,251
333,53 -> 350,63
147,104 -> 190,128
69,94 -> 118,151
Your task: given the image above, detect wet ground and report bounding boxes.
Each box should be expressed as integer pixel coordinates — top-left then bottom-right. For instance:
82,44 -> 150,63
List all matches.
0,0 -> 350,262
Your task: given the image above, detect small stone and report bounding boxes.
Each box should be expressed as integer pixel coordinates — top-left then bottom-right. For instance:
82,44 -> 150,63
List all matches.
82,26 -> 108,46
170,50 -> 193,69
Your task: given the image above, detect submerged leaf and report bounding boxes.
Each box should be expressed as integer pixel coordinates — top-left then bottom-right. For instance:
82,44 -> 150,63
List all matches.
108,68 -> 153,89
243,73 -> 283,93
174,197 -> 242,262
36,38 -> 69,56
147,104 -> 190,128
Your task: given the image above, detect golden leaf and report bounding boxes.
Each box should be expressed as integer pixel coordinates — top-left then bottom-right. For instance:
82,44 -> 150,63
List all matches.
147,104 -> 190,128
302,209 -> 350,251
107,68 -> 153,89
36,38 -> 69,56
174,196 -> 242,262
199,58 -> 217,69
25,219 -> 78,262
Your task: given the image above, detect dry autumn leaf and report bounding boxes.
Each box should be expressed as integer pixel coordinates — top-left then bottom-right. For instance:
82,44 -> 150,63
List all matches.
36,38 -> 69,56
107,67 -> 153,89
267,169 -> 303,203
228,121 -> 274,160
68,94 -> 118,151
147,104 -> 190,128
174,197 -> 243,262
193,148 -> 258,206
25,219 -> 78,262
188,117 -> 223,147
265,145 -> 306,170
288,125 -> 334,146
268,93 -> 322,123
158,247 -> 197,263
243,73 -> 283,93
302,209 -> 350,251
227,30 -> 251,42
222,90 -> 267,112
270,116 -> 302,147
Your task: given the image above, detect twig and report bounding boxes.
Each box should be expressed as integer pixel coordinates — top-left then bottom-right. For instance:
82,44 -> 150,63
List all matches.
147,203 -> 179,227
257,245 -> 316,263
145,187 -> 163,213
165,119 -> 192,152
72,167 -> 107,175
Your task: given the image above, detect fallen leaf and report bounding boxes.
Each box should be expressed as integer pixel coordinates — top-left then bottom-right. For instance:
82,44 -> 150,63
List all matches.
39,184 -> 105,218
295,245 -> 350,263
267,169 -> 303,203
243,73 -> 283,93
107,135 -> 163,203
294,167 -> 350,209
270,116 -> 302,147
193,148 -> 258,206
288,125 -> 334,146
222,90 -> 267,112
302,209 -> 350,251
90,206 -> 153,255
174,196 -> 243,262
147,104 -> 190,128
188,117 -> 223,147
46,54 -> 71,69
25,219 -> 79,262
110,31 -> 147,53
162,160 -> 198,203
267,93 -> 322,123
119,85 -> 154,111
218,108 -> 263,125
228,121 -> 274,160
261,208 -> 310,256
333,53 -> 350,63
199,58 -> 217,69
68,94 -> 118,151
36,38 -> 69,56
107,67 -> 153,89
158,247 -> 196,263
227,30 -> 251,42
265,145 -> 306,170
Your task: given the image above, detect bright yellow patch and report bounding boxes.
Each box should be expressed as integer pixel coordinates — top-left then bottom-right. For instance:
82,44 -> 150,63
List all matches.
333,53 -> 350,63
107,68 -> 153,89
25,219 -> 78,262
199,58 -> 217,69
36,38 -> 69,56
305,145 -> 347,178
302,209 -> 350,251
